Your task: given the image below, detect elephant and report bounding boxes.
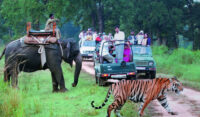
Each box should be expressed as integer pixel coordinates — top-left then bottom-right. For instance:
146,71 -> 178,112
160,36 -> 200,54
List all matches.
0,38 -> 82,92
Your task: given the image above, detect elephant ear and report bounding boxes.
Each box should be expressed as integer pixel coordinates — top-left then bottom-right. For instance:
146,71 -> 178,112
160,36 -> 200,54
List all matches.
64,41 -> 73,67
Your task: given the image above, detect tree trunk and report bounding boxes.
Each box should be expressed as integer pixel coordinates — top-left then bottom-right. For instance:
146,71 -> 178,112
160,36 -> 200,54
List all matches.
91,11 -> 97,30
193,28 -> 200,50
198,29 -> 200,50
8,28 -> 13,38
173,34 -> 178,48
157,33 -> 162,46
97,0 -> 104,33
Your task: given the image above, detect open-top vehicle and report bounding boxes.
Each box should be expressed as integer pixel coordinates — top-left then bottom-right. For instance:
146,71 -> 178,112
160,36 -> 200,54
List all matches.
132,45 -> 156,79
80,40 -> 96,60
94,40 -> 137,86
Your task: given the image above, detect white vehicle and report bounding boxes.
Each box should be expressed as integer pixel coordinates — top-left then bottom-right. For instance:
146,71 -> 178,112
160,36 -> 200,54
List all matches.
80,40 -> 96,60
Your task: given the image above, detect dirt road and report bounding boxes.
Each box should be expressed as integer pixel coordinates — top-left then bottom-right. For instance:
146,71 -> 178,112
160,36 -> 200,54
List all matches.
82,61 -> 200,117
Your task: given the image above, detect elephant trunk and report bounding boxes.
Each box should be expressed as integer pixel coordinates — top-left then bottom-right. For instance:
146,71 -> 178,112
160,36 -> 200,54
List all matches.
72,53 -> 82,87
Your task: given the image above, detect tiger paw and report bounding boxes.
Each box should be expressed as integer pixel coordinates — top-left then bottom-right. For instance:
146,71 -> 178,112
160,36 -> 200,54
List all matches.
169,111 -> 178,115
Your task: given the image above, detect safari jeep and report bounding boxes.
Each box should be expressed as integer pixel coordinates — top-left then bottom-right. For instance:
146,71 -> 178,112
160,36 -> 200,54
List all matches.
132,45 -> 156,79
94,40 -> 137,86
79,40 -> 96,60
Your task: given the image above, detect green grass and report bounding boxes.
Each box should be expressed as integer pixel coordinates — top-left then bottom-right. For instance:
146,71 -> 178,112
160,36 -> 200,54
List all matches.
2,45 -> 200,117
152,46 -> 200,90
0,54 -> 146,117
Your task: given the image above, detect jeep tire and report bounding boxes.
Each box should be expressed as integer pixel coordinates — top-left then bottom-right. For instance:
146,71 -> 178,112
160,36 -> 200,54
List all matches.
150,71 -> 156,79
98,77 -> 106,86
95,72 -> 106,86
127,75 -> 136,80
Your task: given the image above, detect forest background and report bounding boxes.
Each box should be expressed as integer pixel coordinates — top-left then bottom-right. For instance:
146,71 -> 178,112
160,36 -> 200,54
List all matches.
0,0 -> 199,49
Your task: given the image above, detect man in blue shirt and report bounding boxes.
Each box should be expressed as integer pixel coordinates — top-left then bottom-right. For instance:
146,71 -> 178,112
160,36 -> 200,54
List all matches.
128,31 -> 137,45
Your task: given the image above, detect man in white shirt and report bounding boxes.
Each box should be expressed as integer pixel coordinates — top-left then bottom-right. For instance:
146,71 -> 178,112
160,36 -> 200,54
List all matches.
137,30 -> 144,45
92,31 -> 97,41
79,31 -> 85,39
99,36 -> 115,63
113,26 -> 125,63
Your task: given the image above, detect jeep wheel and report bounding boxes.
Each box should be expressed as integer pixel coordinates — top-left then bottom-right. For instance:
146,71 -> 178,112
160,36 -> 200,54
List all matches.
95,72 -> 98,84
127,75 -> 136,80
98,77 -> 106,86
150,71 -> 156,79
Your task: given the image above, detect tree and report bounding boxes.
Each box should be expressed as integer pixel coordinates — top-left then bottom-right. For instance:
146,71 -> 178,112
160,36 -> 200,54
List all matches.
183,1 -> 200,50
0,0 -> 68,40
0,0 -> 199,49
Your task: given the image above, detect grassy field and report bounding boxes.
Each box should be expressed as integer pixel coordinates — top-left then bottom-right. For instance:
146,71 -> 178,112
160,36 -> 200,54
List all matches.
0,51 -> 146,117
152,46 -> 200,90
1,45 -> 200,117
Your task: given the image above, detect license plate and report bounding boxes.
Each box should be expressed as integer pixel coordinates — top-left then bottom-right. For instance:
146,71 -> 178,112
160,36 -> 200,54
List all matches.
136,67 -> 146,70
111,74 -> 126,78
88,54 -> 93,56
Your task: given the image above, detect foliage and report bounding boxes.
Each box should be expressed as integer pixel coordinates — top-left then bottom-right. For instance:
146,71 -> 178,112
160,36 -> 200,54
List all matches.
0,0 -> 73,41
0,0 -> 200,49
153,46 -> 200,90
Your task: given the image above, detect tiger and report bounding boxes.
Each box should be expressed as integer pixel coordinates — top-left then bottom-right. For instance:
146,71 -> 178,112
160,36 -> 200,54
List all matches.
91,77 -> 183,117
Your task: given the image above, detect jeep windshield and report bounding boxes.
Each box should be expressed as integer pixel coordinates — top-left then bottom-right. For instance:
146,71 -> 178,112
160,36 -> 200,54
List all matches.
83,41 -> 96,47
132,46 -> 152,56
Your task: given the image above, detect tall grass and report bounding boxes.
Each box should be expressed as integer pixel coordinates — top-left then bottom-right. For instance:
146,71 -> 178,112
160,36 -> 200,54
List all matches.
0,57 -> 146,117
152,46 -> 200,89
0,81 -> 25,117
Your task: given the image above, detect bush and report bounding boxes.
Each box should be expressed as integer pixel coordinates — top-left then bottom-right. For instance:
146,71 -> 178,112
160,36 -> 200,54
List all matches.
170,48 -> 195,64
153,46 -> 200,84
152,46 -> 168,55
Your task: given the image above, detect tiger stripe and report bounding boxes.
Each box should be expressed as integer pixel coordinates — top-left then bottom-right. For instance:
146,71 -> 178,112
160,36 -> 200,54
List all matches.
91,77 -> 183,117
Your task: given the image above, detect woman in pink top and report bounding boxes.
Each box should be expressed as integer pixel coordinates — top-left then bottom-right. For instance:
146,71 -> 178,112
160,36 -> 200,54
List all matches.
123,42 -> 131,62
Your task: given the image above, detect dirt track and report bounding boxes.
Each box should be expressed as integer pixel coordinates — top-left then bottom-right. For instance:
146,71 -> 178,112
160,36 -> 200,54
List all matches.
82,61 -> 200,117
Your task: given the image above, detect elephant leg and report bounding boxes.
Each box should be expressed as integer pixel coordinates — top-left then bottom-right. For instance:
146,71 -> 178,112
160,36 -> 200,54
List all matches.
51,72 -> 59,92
4,69 -> 11,87
58,73 -> 67,92
49,66 -> 67,92
10,62 -> 19,89
11,70 -> 18,89
46,49 -> 67,92
4,69 -> 11,82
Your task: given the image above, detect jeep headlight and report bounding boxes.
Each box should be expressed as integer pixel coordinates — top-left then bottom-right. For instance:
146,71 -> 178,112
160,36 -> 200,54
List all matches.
149,62 -> 154,66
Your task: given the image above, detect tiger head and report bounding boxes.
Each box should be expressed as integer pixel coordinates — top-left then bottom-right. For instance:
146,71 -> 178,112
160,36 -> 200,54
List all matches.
168,77 -> 183,94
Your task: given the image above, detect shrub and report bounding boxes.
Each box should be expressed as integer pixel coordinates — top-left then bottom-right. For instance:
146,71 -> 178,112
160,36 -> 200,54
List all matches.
153,46 -> 200,85
152,46 -> 168,55
170,48 -> 195,64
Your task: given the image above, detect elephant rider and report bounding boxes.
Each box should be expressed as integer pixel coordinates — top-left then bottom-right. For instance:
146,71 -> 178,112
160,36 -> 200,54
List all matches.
45,13 -> 61,40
